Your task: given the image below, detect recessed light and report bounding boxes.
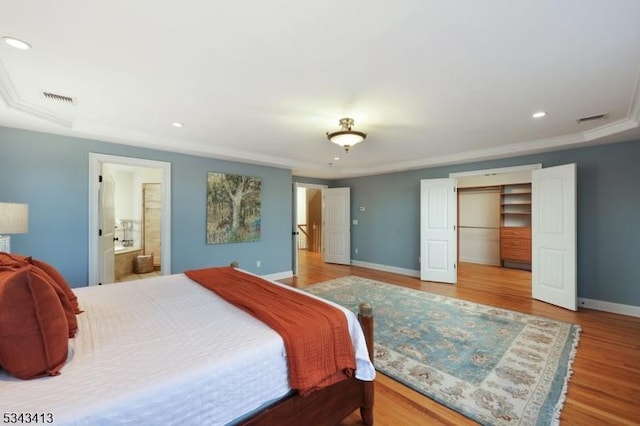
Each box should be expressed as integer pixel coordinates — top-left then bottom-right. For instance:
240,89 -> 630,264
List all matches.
333,157 -> 340,161
2,36 -> 32,50
532,111 -> 546,118
172,122 -> 184,128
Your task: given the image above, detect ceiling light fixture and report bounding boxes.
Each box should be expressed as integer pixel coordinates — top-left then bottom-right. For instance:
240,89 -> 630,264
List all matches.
2,36 -> 32,50
532,111 -> 546,118
326,118 -> 366,153
172,122 -> 184,128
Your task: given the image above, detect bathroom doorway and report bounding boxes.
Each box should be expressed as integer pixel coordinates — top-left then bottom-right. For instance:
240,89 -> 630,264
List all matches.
88,154 -> 171,286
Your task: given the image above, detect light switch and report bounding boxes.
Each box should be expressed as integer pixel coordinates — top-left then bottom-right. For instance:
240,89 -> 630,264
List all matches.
352,219 -> 358,225
359,206 -> 365,211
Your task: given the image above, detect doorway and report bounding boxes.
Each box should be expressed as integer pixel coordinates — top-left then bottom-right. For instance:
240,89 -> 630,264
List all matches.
453,165 -> 540,286
88,154 -> 171,286
292,183 -> 326,275
444,163 -> 577,311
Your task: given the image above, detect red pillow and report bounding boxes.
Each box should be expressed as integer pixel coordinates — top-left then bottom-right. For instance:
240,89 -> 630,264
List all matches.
0,252 -> 31,268
30,267 -> 78,338
0,253 -> 80,337
31,259 -> 81,314
0,265 -> 69,379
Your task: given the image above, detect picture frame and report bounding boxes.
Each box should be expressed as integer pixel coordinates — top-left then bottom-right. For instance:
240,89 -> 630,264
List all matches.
206,172 -> 261,244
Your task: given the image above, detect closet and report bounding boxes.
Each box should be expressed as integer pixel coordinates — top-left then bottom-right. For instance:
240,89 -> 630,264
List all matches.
458,187 -> 501,266
457,172 -> 532,270
500,183 -> 532,268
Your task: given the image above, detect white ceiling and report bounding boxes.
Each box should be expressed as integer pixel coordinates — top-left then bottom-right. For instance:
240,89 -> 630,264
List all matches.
1,1 -> 639,179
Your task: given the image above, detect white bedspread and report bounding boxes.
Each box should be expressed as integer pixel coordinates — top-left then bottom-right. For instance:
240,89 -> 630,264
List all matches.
0,273 -> 374,426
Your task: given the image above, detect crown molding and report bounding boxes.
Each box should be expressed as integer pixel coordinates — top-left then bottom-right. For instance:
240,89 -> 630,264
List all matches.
627,64 -> 640,124
0,58 -> 73,128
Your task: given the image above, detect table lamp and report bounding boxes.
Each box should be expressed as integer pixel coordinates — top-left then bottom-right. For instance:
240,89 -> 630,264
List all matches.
0,202 -> 29,253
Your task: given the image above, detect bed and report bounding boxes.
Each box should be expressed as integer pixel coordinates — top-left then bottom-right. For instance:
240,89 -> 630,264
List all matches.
0,263 -> 375,426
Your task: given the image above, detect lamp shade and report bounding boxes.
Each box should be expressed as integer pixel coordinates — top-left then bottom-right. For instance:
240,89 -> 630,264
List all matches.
326,118 -> 367,153
328,132 -> 366,146
0,203 -> 29,234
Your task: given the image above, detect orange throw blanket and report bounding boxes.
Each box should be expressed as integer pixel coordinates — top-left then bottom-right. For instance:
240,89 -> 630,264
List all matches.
184,266 -> 356,395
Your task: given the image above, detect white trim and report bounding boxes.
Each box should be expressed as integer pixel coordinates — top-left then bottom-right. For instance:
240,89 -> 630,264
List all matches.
0,58 -> 74,127
459,257 -> 501,267
350,262 -> 640,318
294,182 -> 328,190
627,68 -> 640,123
263,270 -> 294,281
351,260 -> 420,278
449,164 -> 542,178
578,297 -> 640,318
582,118 -> 638,140
89,153 -> 172,286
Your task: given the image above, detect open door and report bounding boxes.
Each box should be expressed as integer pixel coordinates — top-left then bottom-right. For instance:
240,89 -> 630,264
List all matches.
420,178 -> 457,283
99,172 -> 115,285
531,163 -> 577,310
292,183 -> 300,275
323,187 -> 350,265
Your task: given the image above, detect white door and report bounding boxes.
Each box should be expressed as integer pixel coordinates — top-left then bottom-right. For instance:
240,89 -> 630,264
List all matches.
531,163 -> 577,310
420,178 -> 457,283
291,184 -> 300,275
99,172 -> 116,285
324,187 -> 350,265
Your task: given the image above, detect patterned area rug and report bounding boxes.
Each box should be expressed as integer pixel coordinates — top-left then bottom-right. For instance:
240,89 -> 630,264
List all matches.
305,276 -> 581,426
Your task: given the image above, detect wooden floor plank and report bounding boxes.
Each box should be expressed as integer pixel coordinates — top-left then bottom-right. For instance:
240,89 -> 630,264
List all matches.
280,251 -> 640,426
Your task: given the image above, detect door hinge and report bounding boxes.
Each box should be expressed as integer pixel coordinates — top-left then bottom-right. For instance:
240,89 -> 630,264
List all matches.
454,263 -> 457,269
453,186 -> 457,192
99,229 -> 102,236
98,175 -> 103,183
453,225 -> 456,231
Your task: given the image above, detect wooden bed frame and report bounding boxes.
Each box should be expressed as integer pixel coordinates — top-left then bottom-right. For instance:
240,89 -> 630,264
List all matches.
240,303 -> 375,426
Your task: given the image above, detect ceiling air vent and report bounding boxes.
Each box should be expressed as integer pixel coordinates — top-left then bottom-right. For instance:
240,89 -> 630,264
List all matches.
576,113 -> 608,124
42,91 -> 76,105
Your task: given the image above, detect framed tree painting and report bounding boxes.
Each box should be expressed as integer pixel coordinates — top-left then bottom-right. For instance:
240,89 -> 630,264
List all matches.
206,172 -> 261,244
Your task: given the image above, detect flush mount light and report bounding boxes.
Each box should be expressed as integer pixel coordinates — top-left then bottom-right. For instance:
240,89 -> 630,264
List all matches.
2,36 -> 32,50
326,118 -> 366,153
532,111 -> 547,118
172,122 -> 184,128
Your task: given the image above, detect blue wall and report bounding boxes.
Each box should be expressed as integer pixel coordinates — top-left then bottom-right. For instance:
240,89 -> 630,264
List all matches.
331,139 -> 640,308
3,123 -> 639,308
0,126 -> 292,287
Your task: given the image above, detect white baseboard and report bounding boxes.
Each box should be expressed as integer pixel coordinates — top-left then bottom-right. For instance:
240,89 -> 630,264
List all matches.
279,260 -> 640,318
353,261 -> 640,318
578,297 -> 640,318
459,256 -> 501,267
263,270 -> 293,281
351,260 -> 420,278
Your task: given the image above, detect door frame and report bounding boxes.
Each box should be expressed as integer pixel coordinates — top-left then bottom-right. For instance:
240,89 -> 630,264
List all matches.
450,164 -> 542,178
448,162 -> 578,311
88,153 -> 172,286
292,182 -> 327,275
449,164 -> 541,288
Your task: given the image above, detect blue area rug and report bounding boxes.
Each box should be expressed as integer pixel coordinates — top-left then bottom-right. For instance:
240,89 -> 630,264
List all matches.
305,276 -> 581,426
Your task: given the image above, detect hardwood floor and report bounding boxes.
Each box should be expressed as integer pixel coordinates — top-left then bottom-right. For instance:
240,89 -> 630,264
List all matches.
279,251 -> 640,426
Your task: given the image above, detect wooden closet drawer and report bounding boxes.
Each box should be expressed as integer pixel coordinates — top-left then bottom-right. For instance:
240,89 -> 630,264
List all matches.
501,238 -> 530,248
501,247 -> 531,262
501,227 -> 531,239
